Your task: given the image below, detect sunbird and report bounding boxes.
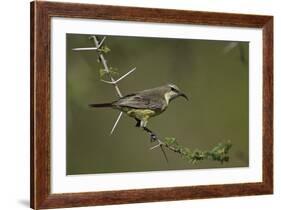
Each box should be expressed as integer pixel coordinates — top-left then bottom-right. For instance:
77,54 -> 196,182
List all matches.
89,84 -> 188,128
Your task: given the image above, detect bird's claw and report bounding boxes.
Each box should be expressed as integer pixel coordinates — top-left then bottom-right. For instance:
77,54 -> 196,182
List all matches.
150,134 -> 157,142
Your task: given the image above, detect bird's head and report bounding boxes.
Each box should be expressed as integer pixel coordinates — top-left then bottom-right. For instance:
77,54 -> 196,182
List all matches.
164,83 -> 188,103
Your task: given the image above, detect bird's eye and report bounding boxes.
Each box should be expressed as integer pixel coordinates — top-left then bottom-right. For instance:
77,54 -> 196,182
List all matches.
171,87 -> 177,92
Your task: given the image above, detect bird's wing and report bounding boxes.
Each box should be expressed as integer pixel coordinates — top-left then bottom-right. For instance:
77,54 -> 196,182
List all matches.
113,93 -> 164,110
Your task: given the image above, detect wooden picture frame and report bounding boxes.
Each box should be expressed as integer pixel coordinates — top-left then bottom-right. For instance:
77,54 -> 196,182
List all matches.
31,1 -> 273,209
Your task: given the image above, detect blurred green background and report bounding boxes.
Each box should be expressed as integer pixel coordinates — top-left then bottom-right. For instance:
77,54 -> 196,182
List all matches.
66,34 -> 249,175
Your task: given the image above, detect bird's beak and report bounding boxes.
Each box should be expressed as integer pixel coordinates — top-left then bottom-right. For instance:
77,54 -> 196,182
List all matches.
179,92 -> 189,101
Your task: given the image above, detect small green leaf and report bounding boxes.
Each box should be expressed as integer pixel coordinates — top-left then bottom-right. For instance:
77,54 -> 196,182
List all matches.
99,69 -> 106,77
108,67 -> 119,76
164,137 -> 176,146
98,45 -> 111,53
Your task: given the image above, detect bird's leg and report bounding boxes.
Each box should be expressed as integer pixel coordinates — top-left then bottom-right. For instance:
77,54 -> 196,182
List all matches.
135,119 -> 141,127
142,127 -> 169,162
143,127 -> 157,142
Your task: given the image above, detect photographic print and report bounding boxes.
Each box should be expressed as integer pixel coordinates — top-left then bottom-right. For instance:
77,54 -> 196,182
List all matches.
66,34 -> 248,175
31,2 -> 273,208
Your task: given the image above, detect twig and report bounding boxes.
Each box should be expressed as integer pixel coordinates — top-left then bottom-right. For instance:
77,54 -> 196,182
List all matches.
143,127 -> 232,164
73,35 -> 136,134
142,127 -> 169,162
91,36 -> 122,134
91,36 -> 123,97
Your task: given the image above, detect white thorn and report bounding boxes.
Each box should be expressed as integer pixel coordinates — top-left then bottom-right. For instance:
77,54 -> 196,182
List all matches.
72,47 -> 98,51
100,79 -> 116,84
72,36 -> 106,51
110,112 -> 123,135
150,144 -> 162,150
98,37 -> 106,48
100,67 -> 136,85
114,67 -> 136,83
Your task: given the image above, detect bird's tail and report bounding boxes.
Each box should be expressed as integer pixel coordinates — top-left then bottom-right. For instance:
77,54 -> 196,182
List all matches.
88,102 -> 113,108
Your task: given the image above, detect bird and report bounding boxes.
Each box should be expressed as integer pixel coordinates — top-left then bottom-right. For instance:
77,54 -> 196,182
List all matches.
89,84 -> 188,128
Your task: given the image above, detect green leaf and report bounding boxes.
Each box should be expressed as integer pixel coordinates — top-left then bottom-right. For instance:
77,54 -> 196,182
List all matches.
99,67 -> 120,78
108,67 -> 119,76
164,137 -> 176,146
98,45 -> 111,53
99,69 -> 106,77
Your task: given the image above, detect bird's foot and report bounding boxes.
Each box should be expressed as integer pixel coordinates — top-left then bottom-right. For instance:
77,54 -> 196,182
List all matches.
150,134 -> 157,142
142,126 -> 169,162
143,127 -> 157,142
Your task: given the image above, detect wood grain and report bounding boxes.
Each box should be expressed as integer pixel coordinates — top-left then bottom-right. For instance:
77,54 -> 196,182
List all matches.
30,1 -> 273,209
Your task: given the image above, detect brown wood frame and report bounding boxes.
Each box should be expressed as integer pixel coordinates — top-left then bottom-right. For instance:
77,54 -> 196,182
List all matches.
30,1 -> 273,209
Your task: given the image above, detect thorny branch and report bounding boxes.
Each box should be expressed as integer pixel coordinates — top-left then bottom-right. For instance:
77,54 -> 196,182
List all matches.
73,35 -> 232,164
73,35 -> 136,134
92,36 -> 123,97
143,127 -> 232,164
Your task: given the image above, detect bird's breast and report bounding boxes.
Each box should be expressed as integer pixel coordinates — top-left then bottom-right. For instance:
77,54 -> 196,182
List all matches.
126,109 -> 157,120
